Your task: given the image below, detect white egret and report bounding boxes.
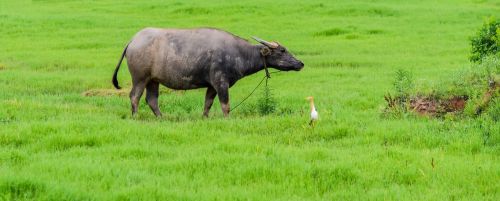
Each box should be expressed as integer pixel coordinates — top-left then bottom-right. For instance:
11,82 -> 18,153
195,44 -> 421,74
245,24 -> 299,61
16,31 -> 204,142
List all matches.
306,96 -> 318,127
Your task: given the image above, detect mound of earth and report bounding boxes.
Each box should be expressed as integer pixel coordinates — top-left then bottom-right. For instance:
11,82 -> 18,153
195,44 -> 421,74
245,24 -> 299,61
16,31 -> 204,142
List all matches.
409,95 -> 468,116
385,79 -> 499,117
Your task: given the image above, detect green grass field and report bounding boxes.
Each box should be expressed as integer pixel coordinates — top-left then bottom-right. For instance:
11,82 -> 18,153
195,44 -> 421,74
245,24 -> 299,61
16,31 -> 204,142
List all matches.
1,0 -> 499,200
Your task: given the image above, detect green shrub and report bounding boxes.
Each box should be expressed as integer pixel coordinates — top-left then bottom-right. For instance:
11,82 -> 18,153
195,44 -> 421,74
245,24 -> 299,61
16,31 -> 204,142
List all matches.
393,69 -> 414,101
382,69 -> 415,118
470,17 -> 500,63
257,85 -> 277,115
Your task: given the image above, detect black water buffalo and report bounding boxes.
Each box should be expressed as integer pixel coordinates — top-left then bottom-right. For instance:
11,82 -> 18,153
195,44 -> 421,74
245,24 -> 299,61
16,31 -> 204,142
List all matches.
112,27 -> 304,117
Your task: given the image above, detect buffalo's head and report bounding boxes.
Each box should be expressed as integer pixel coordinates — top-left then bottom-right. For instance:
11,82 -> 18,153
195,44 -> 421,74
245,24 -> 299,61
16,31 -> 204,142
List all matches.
252,36 -> 304,71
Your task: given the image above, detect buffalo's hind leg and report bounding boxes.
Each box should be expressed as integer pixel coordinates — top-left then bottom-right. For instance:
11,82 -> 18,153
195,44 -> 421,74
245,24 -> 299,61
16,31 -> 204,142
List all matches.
203,86 -> 217,117
215,83 -> 230,117
146,81 -> 162,117
130,81 -> 147,117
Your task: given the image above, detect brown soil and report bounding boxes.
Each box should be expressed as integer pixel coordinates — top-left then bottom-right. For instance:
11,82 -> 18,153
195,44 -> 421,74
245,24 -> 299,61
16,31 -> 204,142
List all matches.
384,93 -> 468,116
82,89 -> 129,97
409,95 -> 468,116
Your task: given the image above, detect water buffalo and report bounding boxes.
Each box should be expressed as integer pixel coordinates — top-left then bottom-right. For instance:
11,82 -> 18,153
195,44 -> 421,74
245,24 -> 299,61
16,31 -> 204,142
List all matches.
112,28 -> 304,117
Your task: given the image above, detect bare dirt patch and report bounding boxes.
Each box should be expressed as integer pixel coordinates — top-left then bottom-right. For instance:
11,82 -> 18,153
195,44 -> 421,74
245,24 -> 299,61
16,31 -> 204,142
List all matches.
409,96 -> 468,116
384,94 -> 468,116
82,89 -> 129,97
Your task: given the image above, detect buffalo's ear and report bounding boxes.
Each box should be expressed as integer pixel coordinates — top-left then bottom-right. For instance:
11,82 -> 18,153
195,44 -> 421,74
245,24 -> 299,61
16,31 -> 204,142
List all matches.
260,46 -> 271,56
252,36 -> 279,48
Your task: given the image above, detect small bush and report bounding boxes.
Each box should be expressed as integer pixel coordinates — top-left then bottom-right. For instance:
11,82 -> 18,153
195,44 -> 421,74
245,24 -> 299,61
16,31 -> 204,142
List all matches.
383,69 -> 415,117
257,85 -> 277,115
470,17 -> 500,63
393,69 -> 414,100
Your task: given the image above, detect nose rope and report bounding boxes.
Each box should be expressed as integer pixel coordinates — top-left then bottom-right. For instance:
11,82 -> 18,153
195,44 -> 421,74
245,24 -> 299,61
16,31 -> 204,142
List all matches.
260,49 -> 271,79
262,56 -> 271,87
263,57 -> 270,87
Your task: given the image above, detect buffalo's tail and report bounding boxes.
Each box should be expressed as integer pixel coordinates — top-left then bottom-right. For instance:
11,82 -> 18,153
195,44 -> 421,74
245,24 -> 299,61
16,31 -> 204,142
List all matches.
112,43 -> 129,89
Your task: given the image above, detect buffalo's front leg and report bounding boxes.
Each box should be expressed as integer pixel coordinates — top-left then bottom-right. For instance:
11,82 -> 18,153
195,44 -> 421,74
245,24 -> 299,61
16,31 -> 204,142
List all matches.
215,83 -> 230,117
203,86 -> 217,117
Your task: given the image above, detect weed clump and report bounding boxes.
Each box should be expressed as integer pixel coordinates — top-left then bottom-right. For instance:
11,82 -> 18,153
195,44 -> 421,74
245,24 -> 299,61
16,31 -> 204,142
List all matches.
257,85 -> 277,115
383,69 -> 415,117
393,69 -> 414,102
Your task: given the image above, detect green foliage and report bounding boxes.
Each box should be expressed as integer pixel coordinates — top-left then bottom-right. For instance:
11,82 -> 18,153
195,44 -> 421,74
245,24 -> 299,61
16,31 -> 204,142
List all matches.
384,69 -> 414,117
470,17 -> 500,63
257,85 -> 277,115
393,69 -> 414,100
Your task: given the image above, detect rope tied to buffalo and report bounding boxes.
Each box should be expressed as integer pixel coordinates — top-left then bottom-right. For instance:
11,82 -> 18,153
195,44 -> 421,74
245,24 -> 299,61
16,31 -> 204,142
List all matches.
230,70 -> 282,112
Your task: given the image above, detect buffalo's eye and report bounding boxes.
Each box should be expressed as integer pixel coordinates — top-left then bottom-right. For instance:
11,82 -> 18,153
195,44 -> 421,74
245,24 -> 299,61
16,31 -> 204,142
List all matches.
280,49 -> 286,53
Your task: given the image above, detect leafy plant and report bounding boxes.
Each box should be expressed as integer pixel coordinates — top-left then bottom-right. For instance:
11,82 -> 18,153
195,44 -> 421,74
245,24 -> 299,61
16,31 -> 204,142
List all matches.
470,17 -> 500,63
393,69 -> 414,99
257,84 -> 277,115
383,69 -> 415,117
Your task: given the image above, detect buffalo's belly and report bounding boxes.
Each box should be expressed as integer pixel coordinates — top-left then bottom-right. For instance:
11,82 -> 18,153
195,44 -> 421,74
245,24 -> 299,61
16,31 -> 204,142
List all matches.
153,67 -> 209,90
157,76 -> 208,90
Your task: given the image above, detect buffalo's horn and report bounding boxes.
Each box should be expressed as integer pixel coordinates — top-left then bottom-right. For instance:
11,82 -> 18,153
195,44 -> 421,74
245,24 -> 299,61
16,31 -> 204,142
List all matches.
251,36 -> 279,48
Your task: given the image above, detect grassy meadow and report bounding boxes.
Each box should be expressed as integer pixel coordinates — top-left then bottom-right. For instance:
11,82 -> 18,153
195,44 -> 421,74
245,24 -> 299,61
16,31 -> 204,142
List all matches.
0,0 -> 499,200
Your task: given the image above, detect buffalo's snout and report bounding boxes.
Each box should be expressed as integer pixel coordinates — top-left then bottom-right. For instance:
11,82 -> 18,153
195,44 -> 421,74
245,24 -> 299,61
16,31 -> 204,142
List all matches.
298,61 -> 304,67
294,61 -> 304,71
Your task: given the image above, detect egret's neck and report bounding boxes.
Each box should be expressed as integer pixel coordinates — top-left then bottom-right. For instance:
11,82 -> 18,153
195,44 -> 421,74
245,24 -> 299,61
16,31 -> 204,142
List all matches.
309,100 -> 316,112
